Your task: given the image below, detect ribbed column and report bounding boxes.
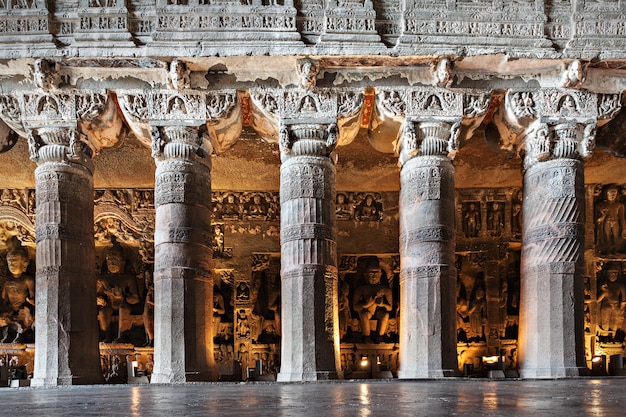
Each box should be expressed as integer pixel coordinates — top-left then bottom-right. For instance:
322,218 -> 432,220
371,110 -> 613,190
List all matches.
519,123 -> 588,378
277,123 -> 340,381
31,127 -> 103,386
150,125 -> 215,383
397,121 -> 458,379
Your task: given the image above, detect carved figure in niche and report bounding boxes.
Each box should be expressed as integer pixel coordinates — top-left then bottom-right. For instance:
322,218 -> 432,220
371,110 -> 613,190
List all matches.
97,239 -> 141,343
352,258 -> 393,343
456,279 -> 469,342
168,97 -> 187,114
336,193 -> 353,220
560,59 -> 585,89
220,194 -> 242,220
503,261 -> 520,339
33,59 -> 59,90
236,309 -> 250,338
247,195 -> 267,219
467,285 -> 487,342
354,194 -> 383,221
596,185 -> 626,254
251,261 -> 281,342
463,202 -> 481,238
338,280 -> 351,340
142,270 -> 154,347
0,238 -> 34,343
212,224 -> 224,255
558,94 -> 578,116
597,262 -> 626,335
487,202 -> 504,235
213,285 -> 226,340
236,281 -> 250,302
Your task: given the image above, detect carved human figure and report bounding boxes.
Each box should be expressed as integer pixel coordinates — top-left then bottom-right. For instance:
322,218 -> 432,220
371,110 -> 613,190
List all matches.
487,202 -> 504,234
221,194 -> 241,220
0,239 -> 35,343
33,59 -> 59,90
235,281 -> 250,301
352,259 -> 393,342
247,195 -> 267,218
142,270 -> 154,347
467,287 -> 487,341
168,59 -> 190,90
97,243 -> 141,343
560,59 -> 585,89
432,57 -> 452,88
597,263 -> 626,333
296,59 -> 319,90
456,279 -> 469,342
336,193 -> 353,220
355,194 -> 381,221
596,185 -> 626,253
213,286 -> 226,339
338,280 -> 350,340
463,202 -> 480,238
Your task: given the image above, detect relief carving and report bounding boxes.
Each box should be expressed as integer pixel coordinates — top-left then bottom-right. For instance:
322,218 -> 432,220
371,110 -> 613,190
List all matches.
0,237 -> 34,343
595,184 -> 626,255
338,255 -> 398,344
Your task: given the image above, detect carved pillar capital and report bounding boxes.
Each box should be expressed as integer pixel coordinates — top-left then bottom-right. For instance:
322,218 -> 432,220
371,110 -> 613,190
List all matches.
504,89 -> 621,170
250,87 -> 365,148
279,122 -> 337,162
151,125 -> 211,169
0,89 -> 122,165
397,120 -> 460,166
118,89 -> 240,155
374,87 -> 490,161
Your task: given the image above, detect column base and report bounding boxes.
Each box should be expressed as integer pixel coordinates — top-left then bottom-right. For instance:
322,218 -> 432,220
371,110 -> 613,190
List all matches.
277,370 -> 340,382
149,372 -> 187,384
397,368 -> 458,379
30,374 -> 104,387
519,366 -> 589,379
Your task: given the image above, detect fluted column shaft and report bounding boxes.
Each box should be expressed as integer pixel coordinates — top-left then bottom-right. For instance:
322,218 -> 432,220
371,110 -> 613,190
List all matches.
519,123 -> 588,378
397,121 -> 458,379
277,123 -> 341,381
31,127 -> 103,386
150,126 -> 215,383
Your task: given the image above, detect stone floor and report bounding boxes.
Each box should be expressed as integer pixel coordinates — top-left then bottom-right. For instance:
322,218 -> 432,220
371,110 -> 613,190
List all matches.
0,378 -> 624,416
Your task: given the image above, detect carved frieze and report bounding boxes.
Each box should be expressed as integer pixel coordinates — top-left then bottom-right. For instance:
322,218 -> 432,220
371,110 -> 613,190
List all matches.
118,89 -> 237,124
212,191 -> 280,221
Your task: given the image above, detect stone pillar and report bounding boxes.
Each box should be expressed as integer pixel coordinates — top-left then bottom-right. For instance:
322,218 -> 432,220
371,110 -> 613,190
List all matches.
150,125 -> 215,383
277,122 -> 341,381
31,126 -> 103,386
397,121 -> 458,379
518,122 -> 592,378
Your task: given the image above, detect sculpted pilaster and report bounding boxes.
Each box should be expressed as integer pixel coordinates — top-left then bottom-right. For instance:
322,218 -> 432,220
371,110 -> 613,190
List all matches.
118,86 -> 238,383
503,88 -> 619,378
376,87 -> 490,379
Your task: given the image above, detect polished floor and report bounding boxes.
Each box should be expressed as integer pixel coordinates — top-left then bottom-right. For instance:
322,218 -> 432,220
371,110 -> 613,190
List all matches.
0,378 -> 624,417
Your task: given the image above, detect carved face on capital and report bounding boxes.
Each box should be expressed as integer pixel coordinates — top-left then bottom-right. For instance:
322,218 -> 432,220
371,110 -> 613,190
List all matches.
6,252 -> 28,277
105,250 -> 124,274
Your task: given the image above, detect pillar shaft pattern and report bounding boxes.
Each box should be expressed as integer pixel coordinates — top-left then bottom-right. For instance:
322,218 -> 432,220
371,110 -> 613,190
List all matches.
277,123 -> 340,381
519,126 -> 587,378
151,126 -> 215,383
32,127 -> 102,386
397,121 -> 457,379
